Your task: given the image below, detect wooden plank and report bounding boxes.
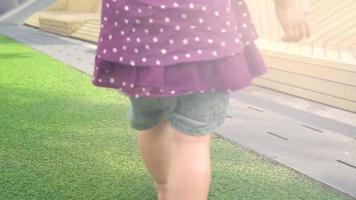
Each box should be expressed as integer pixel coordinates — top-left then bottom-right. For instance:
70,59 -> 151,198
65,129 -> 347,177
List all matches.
309,0 -> 332,24
310,2 -> 355,44
352,45 -> 356,59
262,55 -> 356,86
265,0 -> 276,39
261,68 -> 356,101
70,29 -> 98,37
284,43 -> 301,55
257,39 -> 355,68
299,43 -> 313,57
313,4 -> 356,48
23,12 -> 41,28
85,21 -> 100,27
72,24 -> 98,32
260,46 -> 356,72
325,48 -> 342,61
339,50 -> 355,62
324,23 -> 356,50
257,0 -> 267,38
312,45 -> 327,58
338,33 -> 356,50
70,33 -> 98,43
271,40 -> 289,52
311,0 -> 352,34
71,31 -> 98,38
66,0 -> 100,12
253,78 -> 356,113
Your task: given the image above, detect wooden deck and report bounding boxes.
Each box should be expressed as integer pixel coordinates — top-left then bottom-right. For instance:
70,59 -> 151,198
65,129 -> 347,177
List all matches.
246,0 -> 356,112
70,18 -> 100,42
247,0 -> 356,65
24,0 -> 101,38
23,0 -> 356,112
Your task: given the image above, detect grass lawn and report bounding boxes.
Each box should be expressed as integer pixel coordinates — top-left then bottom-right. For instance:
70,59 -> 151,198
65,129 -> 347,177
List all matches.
0,34 -> 353,200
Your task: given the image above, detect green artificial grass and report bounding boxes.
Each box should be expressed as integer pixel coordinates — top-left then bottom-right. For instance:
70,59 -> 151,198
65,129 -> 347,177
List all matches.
0,34 -> 353,200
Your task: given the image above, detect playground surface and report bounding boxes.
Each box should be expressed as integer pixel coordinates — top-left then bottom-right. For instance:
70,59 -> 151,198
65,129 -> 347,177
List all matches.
1,34 -> 355,200
1,0 -> 356,197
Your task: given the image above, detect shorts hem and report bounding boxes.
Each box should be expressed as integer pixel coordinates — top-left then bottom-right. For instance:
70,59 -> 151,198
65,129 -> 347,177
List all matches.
129,120 -> 159,131
169,117 -> 226,136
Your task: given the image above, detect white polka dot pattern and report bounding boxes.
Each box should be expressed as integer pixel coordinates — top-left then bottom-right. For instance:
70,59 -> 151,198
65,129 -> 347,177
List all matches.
92,0 -> 265,98
96,0 -> 258,67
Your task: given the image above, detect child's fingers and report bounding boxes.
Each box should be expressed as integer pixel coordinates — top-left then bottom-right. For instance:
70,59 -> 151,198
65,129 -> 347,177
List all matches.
304,20 -> 311,38
283,23 -> 306,43
284,25 -> 300,42
298,21 -> 306,40
283,27 -> 295,42
281,32 -> 290,42
293,24 -> 302,42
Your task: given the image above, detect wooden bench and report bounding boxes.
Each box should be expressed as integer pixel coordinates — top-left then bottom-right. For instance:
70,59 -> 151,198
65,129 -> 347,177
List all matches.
24,0 -> 101,29
38,11 -> 98,36
246,0 -> 356,112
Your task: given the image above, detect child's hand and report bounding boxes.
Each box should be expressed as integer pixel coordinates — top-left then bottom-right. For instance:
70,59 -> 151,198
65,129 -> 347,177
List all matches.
275,0 -> 311,42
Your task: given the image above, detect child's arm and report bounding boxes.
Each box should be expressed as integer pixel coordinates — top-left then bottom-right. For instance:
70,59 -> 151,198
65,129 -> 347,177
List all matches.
273,0 -> 311,42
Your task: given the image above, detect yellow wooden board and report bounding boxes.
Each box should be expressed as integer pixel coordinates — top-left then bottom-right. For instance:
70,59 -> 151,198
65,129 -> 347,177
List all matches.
262,68 -> 356,101
253,78 -> 356,113
70,19 -> 100,43
24,0 -> 101,28
263,55 -> 356,86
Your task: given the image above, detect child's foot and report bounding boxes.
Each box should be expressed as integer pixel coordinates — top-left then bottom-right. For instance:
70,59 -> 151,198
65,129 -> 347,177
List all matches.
154,183 -> 168,200
157,192 -> 168,200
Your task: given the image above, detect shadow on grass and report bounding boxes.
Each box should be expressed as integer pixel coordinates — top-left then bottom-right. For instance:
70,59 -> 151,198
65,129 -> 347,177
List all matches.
0,34 -> 19,45
0,52 -> 34,59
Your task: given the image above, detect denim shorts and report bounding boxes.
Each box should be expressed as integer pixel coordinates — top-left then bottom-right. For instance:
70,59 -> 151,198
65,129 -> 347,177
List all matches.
127,91 -> 230,136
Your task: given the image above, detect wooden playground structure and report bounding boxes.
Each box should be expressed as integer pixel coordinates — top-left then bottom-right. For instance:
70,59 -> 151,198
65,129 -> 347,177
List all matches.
23,0 -> 356,112
24,0 -> 101,41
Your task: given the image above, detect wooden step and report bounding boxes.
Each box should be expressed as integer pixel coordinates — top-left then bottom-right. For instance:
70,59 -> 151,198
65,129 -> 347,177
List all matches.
262,67 -> 356,102
70,32 -> 99,43
24,12 -> 41,28
253,78 -> 356,113
255,40 -> 356,113
71,30 -> 99,40
257,40 -> 356,72
263,54 -> 356,87
70,19 -> 100,42
75,24 -> 100,35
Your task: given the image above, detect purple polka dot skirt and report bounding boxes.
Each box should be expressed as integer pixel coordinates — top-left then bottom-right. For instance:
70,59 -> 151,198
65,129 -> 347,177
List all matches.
92,42 -> 268,98
91,0 -> 268,98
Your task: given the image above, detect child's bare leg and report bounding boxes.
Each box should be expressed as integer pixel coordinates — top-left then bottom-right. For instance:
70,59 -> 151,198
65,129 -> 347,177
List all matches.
136,118 -> 172,200
167,129 -> 212,200
137,118 -> 212,200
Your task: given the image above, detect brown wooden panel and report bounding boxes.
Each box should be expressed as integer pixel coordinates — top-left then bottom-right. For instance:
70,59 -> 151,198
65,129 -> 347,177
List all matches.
257,42 -> 356,72
247,0 -> 356,64
261,68 -> 356,101
253,78 -> 356,113
262,55 -> 356,86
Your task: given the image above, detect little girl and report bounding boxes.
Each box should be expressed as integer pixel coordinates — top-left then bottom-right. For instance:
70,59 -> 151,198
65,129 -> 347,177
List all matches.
92,0 -> 310,199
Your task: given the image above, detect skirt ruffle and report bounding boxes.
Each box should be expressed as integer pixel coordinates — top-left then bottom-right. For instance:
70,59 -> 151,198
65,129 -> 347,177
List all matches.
92,42 -> 268,98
